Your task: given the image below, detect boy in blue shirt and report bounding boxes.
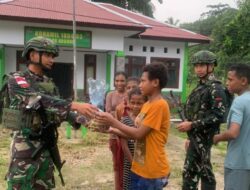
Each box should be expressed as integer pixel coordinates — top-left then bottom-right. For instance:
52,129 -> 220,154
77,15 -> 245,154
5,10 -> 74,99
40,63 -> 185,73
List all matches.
213,63 -> 250,190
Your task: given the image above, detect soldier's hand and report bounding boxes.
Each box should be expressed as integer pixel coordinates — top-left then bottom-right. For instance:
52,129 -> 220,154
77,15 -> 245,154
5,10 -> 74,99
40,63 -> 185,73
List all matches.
177,121 -> 192,132
71,102 -> 98,119
81,103 -> 99,118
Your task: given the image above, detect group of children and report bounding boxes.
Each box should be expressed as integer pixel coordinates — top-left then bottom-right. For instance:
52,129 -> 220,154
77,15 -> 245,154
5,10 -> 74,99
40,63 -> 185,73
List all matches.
105,72 -> 149,190
97,62 -> 250,190
99,62 -> 170,190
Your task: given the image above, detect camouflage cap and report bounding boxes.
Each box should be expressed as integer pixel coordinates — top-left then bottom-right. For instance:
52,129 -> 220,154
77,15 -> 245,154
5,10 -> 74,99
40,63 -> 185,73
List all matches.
191,50 -> 217,66
22,36 -> 59,60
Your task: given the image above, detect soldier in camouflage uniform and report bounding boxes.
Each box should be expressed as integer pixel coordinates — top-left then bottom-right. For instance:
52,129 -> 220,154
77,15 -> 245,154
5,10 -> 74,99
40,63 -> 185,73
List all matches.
2,36 -> 98,190
177,50 -> 227,190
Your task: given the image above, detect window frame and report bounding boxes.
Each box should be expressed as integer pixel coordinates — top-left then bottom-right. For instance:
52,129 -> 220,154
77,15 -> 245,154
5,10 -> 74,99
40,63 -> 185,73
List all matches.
125,56 -> 146,77
150,57 -> 180,88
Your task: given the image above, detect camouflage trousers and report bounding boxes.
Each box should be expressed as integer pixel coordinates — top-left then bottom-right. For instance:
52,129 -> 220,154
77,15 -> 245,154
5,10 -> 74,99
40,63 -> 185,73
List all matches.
6,135 -> 55,190
182,139 -> 216,190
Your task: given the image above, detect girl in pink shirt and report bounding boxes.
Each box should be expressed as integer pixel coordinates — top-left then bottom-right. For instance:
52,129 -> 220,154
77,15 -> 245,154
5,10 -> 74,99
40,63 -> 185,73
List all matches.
105,71 -> 127,190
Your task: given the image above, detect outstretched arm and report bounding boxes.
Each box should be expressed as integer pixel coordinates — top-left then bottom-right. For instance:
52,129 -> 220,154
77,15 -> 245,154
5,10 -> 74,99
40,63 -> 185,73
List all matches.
71,102 -> 98,119
8,75 -> 98,121
96,112 -> 151,140
108,127 -> 128,138
213,122 -> 240,144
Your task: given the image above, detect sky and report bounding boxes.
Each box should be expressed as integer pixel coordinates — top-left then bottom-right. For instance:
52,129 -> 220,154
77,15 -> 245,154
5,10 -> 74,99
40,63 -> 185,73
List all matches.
152,0 -> 238,24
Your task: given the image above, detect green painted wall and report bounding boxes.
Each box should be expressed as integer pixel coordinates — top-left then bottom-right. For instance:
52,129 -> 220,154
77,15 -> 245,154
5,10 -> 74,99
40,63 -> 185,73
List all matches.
106,51 -> 125,91
116,50 -> 125,57
0,46 -> 5,88
182,43 -> 189,102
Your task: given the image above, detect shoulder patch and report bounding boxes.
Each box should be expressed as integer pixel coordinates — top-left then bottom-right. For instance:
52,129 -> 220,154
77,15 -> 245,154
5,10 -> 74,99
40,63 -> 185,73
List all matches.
14,76 -> 30,88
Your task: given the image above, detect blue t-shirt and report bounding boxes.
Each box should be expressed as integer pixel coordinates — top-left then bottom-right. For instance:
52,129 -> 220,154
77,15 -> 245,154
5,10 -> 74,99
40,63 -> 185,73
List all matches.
225,91 -> 250,169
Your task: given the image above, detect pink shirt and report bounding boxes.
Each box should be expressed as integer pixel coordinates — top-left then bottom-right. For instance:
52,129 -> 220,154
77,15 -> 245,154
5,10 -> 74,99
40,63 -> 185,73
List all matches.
105,91 -> 126,116
105,90 -> 126,139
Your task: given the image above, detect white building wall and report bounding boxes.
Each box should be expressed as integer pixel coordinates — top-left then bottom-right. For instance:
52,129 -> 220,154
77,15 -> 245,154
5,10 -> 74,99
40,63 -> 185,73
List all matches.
49,51 -> 107,89
92,29 -> 133,51
124,38 -> 185,91
4,47 -> 107,90
1,20 -> 136,89
5,47 -> 23,73
0,21 -> 24,45
1,20 -> 187,92
0,20 -> 137,51
124,38 -> 184,60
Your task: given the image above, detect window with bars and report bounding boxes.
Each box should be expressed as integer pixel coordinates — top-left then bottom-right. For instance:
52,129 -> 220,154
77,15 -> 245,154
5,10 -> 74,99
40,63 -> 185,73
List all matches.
125,56 -> 146,77
151,57 -> 180,88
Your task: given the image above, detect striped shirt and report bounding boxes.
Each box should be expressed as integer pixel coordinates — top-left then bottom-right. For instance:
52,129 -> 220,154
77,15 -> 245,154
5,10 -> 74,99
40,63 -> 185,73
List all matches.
121,115 -> 135,190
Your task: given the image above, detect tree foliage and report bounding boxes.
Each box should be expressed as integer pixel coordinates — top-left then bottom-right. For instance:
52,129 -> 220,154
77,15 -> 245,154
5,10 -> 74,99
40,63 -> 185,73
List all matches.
180,4 -> 234,36
222,0 -> 250,58
200,3 -> 230,18
212,0 -> 250,78
165,17 -> 180,26
91,0 -> 162,17
181,0 -> 250,80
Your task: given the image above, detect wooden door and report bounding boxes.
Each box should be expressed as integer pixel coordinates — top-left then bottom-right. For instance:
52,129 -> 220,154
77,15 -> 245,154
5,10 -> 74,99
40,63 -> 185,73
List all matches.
84,54 -> 96,96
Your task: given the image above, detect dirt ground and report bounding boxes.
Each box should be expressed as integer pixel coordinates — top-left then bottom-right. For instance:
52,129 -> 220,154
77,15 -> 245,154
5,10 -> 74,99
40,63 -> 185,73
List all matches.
165,134 -> 225,190
55,127 -> 226,190
0,126 -> 225,190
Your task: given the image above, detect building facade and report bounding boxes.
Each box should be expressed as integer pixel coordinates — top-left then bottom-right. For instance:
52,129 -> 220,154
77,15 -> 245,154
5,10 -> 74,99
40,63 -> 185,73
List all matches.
0,0 -> 209,101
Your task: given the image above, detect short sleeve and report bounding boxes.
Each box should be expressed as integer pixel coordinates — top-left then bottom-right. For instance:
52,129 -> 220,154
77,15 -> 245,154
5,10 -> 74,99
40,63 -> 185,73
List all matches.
142,102 -> 165,131
230,98 -> 243,126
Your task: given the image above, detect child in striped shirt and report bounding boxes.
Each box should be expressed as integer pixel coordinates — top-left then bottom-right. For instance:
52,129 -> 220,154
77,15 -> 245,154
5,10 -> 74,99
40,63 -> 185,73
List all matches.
120,87 -> 147,190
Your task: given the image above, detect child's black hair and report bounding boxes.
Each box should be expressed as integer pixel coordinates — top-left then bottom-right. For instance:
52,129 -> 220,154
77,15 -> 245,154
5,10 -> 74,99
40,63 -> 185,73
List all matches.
127,76 -> 140,84
128,87 -> 147,102
142,63 -> 168,89
228,63 -> 250,84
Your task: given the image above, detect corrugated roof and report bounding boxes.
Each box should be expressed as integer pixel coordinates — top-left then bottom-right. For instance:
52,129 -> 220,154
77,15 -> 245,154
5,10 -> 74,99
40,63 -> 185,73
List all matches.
100,3 -> 210,43
0,0 -> 210,43
0,0 -> 146,30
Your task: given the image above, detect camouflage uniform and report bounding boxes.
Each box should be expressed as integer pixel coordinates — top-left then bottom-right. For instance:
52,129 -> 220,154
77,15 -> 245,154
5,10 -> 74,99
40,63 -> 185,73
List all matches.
182,51 -> 227,190
3,37 -> 82,190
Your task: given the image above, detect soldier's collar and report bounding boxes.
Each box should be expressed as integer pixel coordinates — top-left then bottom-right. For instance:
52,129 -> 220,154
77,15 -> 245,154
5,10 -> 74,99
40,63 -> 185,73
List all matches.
27,69 -> 46,81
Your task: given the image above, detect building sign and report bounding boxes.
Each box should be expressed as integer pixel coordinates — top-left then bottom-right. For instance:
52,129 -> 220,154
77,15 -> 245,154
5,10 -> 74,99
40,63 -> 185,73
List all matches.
25,27 -> 91,48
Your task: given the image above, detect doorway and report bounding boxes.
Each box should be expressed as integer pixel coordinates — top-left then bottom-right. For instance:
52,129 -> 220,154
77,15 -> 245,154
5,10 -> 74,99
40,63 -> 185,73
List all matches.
16,50 -> 74,99
84,54 -> 96,97
47,62 -> 74,100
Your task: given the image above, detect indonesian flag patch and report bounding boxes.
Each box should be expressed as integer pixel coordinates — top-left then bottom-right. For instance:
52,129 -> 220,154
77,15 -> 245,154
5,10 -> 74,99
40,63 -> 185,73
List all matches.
14,76 -> 30,88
